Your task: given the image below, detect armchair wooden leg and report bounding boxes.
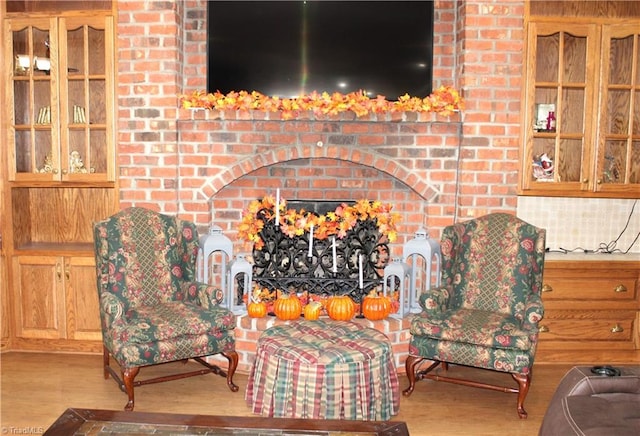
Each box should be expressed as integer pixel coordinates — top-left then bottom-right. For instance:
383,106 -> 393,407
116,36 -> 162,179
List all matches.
122,367 -> 140,411
222,351 -> 239,392
402,355 -> 425,397
512,372 -> 531,419
103,346 -> 110,380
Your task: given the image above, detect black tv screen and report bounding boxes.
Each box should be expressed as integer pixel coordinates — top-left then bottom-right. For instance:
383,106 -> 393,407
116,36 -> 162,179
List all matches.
206,1 -> 434,99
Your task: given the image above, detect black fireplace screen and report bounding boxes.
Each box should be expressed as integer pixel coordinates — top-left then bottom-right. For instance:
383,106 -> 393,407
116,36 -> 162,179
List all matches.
251,201 -> 390,304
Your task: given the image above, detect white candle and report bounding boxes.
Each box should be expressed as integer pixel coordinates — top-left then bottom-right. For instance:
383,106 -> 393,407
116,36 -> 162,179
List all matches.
275,188 -> 280,226
332,236 -> 337,273
358,254 -> 364,289
308,224 -> 314,257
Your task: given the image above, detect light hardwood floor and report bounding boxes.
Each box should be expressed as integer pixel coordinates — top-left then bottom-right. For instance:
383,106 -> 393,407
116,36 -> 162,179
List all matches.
1,352 -> 573,435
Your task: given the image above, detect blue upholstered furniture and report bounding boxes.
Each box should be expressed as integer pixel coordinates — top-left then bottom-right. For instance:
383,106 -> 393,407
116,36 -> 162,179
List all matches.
403,213 -> 546,418
93,207 -> 239,411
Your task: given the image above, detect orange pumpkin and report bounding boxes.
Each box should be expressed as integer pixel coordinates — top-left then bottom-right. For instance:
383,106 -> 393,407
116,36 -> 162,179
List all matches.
273,293 -> 302,320
247,301 -> 268,318
303,301 -> 323,320
362,292 -> 391,320
326,295 -> 356,321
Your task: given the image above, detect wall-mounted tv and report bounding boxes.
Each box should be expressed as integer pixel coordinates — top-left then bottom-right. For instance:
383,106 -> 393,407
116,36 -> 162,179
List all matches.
206,1 -> 434,100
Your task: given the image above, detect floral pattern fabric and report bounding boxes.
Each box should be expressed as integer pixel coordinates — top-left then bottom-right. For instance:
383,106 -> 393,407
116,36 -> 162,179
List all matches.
409,213 -> 545,374
94,207 -> 236,368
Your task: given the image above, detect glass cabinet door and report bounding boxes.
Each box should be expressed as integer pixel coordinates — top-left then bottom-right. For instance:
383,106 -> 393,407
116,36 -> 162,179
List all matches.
5,18 -> 59,181
522,22 -> 599,194
596,25 -> 640,195
4,15 -> 114,183
59,16 -> 115,182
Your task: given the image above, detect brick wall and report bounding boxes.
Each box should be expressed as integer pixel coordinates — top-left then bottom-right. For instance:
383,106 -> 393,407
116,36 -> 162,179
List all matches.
176,111 -> 463,254
116,0 -> 525,242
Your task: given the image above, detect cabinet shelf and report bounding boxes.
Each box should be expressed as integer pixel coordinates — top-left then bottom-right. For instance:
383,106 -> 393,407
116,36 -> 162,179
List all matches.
535,82 -> 587,89
14,242 -> 94,256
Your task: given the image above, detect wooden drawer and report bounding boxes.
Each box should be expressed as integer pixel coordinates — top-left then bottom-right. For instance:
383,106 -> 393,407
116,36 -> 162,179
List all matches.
542,265 -> 639,310
538,310 -> 637,347
537,258 -> 639,363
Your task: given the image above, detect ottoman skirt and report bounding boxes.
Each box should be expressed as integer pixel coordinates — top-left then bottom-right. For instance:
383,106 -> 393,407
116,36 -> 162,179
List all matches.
245,320 -> 400,421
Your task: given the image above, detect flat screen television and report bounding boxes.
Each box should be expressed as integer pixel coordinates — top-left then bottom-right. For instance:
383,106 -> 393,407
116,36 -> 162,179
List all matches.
206,1 -> 434,100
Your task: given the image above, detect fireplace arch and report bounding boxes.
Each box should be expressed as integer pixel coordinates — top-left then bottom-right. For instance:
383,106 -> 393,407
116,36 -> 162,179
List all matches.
197,143 -> 442,203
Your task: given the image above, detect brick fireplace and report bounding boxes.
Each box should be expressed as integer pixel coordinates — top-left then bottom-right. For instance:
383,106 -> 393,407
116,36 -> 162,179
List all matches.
176,109 -> 463,373
116,0 -> 527,373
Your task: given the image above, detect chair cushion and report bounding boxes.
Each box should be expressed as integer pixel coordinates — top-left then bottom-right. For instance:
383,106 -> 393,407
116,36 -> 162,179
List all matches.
410,308 -> 532,351
113,302 -> 236,344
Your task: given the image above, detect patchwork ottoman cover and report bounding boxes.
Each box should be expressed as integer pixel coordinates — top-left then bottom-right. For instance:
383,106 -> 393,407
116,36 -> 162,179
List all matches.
245,320 -> 400,420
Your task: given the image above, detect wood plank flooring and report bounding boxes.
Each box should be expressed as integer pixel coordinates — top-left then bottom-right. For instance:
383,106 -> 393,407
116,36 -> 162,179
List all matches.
0,352 -> 574,435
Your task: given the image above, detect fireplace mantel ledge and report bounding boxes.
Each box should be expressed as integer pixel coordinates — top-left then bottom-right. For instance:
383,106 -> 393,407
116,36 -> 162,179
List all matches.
177,108 -> 462,123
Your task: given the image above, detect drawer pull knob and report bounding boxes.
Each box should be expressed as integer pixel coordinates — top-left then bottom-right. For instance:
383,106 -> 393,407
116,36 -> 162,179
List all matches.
610,324 -> 623,333
539,325 -> 549,333
542,284 -> 553,293
614,284 -> 627,293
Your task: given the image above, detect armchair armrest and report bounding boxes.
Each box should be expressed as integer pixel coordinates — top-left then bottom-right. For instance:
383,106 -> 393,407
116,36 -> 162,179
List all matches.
523,293 -> 544,330
100,292 -> 125,327
418,287 -> 450,315
182,282 -> 224,309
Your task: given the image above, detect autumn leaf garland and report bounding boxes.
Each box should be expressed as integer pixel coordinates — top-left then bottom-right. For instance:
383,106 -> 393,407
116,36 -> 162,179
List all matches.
179,86 -> 463,119
237,197 -> 401,250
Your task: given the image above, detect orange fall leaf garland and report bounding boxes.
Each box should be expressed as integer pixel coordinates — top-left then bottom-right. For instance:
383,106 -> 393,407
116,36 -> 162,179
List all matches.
179,86 -> 463,118
237,197 -> 401,250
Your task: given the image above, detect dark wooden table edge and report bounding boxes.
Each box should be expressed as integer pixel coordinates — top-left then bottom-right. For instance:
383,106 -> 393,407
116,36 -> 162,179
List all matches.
43,408 -> 410,435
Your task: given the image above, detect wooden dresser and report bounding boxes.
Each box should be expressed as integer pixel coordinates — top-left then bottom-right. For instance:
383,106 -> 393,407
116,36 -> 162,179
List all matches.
537,253 -> 640,364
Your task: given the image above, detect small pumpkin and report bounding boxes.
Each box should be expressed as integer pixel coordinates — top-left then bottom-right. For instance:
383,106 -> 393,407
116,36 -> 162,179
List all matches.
247,301 -> 268,318
273,293 -> 302,320
326,295 -> 356,321
303,301 -> 323,320
362,291 -> 391,321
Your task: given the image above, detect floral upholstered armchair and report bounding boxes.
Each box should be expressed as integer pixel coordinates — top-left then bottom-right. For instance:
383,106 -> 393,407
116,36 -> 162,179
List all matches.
93,207 -> 239,411
403,213 -> 546,419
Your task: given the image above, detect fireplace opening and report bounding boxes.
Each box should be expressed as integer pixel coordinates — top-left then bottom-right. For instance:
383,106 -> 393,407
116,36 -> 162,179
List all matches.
285,200 -> 353,215
250,199 -> 390,309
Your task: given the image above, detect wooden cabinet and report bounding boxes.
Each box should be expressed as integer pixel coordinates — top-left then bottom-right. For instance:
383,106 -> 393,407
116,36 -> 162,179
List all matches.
537,257 -> 640,363
65,256 -> 102,341
520,20 -> 640,198
4,15 -> 115,182
12,255 -> 102,345
1,251 -> 9,350
1,9 -> 116,353
13,256 -> 66,340
4,187 -> 112,352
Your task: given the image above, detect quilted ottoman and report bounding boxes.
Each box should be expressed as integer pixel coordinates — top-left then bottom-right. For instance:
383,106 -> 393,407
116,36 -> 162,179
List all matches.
245,320 -> 400,420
